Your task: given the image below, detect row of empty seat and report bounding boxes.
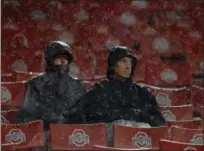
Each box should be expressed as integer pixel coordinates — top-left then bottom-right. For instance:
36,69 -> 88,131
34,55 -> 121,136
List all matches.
1,120 -> 204,150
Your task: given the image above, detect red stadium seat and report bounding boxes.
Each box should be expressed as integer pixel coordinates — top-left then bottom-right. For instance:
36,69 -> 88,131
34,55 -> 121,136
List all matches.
159,139 -> 204,151
1,109 -> 20,124
145,59 -> 192,86
191,85 -> 204,115
170,126 -> 204,145
1,81 -> 26,110
1,120 -> 45,150
1,143 -> 30,151
113,124 -> 168,149
142,83 -> 190,106
1,73 -> 17,82
50,123 -> 108,150
160,105 -> 193,121
92,145 -> 152,150
166,119 -> 203,130
15,71 -> 41,81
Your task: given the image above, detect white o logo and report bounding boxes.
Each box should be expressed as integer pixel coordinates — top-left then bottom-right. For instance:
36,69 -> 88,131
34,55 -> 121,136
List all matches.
69,129 -> 90,147
161,110 -> 176,121
160,69 -> 178,83
5,129 -> 26,144
155,93 -> 171,106
132,132 -> 152,148
1,86 -> 12,102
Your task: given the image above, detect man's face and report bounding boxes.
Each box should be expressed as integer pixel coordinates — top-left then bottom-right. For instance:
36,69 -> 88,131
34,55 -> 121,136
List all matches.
114,57 -> 132,78
53,55 -> 69,65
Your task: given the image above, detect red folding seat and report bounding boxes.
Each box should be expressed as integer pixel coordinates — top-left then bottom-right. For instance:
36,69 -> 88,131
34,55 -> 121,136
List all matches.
92,145 -> 152,151
145,59 -> 192,86
1,81 -> 26,110
170,126 -> 204,145
160,105 -> 193,121
1,109 -> 20,124
113,124 -> 168,149
1,143 -> 29,151
143,84 -> 190,106
15,71 -> 41,81
50,123 -> 108,150
166,119 -> 203,130
1,73 -> 17,82
191,85 -> 204,114
185,31 -> 204,75
1,120 -> 45,150
159,139 -> 204,151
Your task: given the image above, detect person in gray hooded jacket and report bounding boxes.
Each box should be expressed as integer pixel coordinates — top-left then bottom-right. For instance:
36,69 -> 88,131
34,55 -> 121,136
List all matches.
17,41 -> 86,130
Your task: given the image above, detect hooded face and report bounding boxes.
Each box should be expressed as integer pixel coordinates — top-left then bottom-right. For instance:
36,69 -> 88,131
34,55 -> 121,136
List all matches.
107,46 -> 137,80
45,41 -> 73,74
53,54 -> 69,65
114,57 -> 132,78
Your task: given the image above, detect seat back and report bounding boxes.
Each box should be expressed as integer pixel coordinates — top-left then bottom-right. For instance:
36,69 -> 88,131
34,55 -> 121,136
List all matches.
1,120 -> 45,149
92,145 -> 152,150
1,81 -> 26,110
170,126 -> 204,145
159,139 -> 204,151
50,123 -> 108,150
1,109 -> 20,124
113,124 -> 168,149
142,84 -> 190,106
160,105 -> 193,121
15,71 -> 40,81
191,85 -> 204,114
166,119 -> 203,129
145,60 -> 192,86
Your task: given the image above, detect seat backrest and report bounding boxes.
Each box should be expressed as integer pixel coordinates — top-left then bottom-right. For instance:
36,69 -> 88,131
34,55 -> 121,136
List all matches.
159,139 -> 204,151
166,119 -> 203,129
142,84 -> 190,106
1,120 -> 45,149
1,81 -> 26,110
15,71 -> 40,81
144,60 -> 192,86
1,143 -> 29,151
191,85 -> 204,114
113,124 -> 168,149
92,145 -> 152,151
50,123 -> 108,150
1,73 -> 17,82
160,105 -> 193,121
170,126 -> 204,145
166,119 -> 203,139
1,109 -> 20,124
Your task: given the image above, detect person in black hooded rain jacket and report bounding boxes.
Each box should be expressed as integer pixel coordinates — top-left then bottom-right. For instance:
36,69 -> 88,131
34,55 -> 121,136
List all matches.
67,46 -> 165,127
17,41 -> 86,130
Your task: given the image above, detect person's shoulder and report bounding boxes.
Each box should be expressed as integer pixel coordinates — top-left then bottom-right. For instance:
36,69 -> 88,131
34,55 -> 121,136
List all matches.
67,74 -> 84,84
133,82 -> 149,93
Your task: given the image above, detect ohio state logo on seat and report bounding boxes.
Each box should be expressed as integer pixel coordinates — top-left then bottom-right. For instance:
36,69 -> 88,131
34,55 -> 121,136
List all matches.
69,129 -> 90,147
132,132 -> 152,148
184,146 -> 198,151
1,86 -> 12,102
161,110 -> 176,121
5,129 -> 26,144
190,134 -> 204,145
155,93 -> 171,106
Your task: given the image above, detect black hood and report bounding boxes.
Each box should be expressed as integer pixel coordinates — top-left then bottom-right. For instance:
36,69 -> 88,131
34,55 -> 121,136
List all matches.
107,46 -> 137,79
44,41 -> 73,73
